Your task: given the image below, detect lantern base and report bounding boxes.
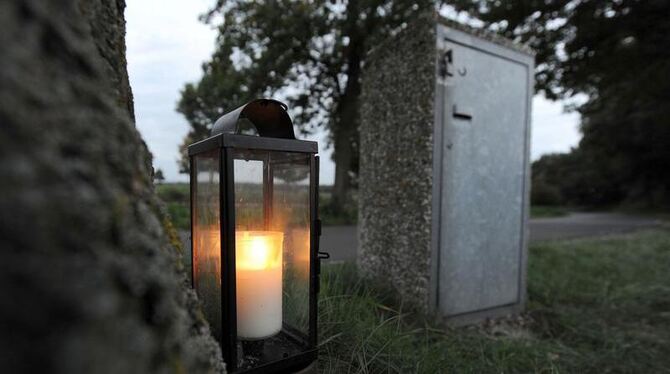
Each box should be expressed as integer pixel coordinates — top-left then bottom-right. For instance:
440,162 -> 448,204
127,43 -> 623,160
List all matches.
237,330 -> 314,372
293,361 -> 316,374
241,339 -> 265,358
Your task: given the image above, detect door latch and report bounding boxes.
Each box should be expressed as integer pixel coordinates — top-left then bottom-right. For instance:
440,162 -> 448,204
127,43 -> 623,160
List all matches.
453,105 -> 473,120
438,49 -> 453,79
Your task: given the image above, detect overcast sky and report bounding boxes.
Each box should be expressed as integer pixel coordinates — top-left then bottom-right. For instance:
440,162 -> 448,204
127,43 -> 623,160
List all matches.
126,0 -> 581,184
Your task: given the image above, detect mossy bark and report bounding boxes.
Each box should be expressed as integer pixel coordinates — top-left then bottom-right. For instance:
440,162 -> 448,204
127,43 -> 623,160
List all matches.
0,0 -> 224,372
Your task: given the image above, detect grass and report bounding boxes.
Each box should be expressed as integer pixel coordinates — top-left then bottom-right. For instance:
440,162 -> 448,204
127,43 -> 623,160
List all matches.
530,205 -> 569,218
156,182 -> 189,202
166,202 -> 189,231
318,230 -> 670,373
156,183 -> 190,230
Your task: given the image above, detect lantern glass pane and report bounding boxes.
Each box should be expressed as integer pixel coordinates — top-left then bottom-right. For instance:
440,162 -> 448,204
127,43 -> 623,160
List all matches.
233,149 -> 311,369
191,150 -> 222,342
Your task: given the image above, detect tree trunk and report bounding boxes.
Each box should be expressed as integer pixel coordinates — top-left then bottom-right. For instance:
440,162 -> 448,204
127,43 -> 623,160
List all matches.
331,81 -> 360,209
332,120 -> 354,206
0,0 -> 224,372
331,0 -> 363,209
78,0 -> 136,121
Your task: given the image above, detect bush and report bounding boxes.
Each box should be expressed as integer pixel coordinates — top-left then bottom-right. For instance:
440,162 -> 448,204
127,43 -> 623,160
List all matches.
166,202 -> 190,231
156,183 -> 189,203
531,180 -> 563,206
320,194 -> 358,226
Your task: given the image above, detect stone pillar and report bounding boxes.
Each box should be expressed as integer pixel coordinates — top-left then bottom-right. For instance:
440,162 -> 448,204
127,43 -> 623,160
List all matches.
358,12 -> 437,313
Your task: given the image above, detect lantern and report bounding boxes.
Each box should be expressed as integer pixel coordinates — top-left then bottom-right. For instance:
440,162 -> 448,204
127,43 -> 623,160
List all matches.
189,99 -> 327,373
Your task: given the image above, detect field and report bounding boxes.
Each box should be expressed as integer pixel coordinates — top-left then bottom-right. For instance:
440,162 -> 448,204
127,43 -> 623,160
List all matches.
318,230 -> 670,373
159,183 -> 574,230
530,205 -> 568,218
156,183 -> 190,230
156,183 -> 358,229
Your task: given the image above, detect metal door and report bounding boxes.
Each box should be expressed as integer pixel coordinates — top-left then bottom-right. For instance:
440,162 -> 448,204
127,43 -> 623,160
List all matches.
434,26 -> 532,316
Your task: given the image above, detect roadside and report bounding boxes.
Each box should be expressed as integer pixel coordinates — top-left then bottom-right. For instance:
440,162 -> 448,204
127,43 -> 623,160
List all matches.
178,212 -> 663,265
530,211 -> 662,241
164,181 -> 669,372
530,205 -> 568,218
158,184 -> 663,262
321,212 -> 663,262
318,229 -> 670,373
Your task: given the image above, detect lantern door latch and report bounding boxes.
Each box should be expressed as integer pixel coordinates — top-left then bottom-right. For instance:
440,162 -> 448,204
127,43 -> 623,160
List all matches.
318,251 -> 330,260
315,219 -> 329,260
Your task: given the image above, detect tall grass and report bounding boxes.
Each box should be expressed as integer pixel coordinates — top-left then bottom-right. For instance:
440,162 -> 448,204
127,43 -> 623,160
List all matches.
318,230 -> 670,373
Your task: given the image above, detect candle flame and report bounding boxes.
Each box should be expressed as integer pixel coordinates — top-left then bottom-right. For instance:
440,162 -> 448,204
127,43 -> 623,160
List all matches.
236,231 -> 283,270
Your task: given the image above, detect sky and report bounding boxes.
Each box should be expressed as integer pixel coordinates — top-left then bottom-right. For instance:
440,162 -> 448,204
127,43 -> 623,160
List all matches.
126,0 -> 581,184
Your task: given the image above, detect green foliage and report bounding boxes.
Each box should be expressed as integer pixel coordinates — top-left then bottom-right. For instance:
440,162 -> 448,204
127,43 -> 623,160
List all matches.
531,179 -> 563,206
527,231 -> 670,372
156,183 -> 189,202
455,1 -> 670,209
177,0 -> 434,203
320,263 -> 562,373
166,202 -> 190,231
154,168 -> 165,184
320,191 -> 358,226
156,183 -> 190,230
319,230 -> 670,373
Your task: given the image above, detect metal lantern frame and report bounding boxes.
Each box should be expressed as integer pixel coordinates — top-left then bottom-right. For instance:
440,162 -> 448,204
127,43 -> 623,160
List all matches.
188,99 -> 325,373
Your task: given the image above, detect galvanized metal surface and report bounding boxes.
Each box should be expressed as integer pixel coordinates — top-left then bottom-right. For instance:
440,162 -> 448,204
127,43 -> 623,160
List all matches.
433,24 -> 533,317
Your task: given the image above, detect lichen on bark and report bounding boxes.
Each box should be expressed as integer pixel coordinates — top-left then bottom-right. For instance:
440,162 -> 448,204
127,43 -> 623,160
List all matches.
0,0 -> 224,372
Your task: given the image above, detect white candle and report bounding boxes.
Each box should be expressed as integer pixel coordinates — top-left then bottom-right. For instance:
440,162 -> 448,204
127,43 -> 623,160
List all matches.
235,231 -> 283,340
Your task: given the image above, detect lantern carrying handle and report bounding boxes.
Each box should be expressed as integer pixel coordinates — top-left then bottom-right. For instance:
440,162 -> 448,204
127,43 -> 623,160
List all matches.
211,98 -> 295,139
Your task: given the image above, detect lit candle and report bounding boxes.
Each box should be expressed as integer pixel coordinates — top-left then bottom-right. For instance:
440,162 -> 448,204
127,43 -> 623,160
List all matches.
235,231 -> 283,340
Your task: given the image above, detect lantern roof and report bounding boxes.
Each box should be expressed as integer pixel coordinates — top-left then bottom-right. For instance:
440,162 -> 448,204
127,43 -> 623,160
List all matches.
211,98 -> 295,139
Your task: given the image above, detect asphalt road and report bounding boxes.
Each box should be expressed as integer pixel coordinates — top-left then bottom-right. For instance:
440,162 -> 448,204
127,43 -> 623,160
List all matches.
322,212 -> 663,262
179,212 -> 662,265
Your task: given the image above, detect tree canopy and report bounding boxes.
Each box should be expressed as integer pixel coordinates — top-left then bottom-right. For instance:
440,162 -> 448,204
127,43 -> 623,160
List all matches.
177,0 -> 433,207
453,0 -> 670,208
154,168 -> 165,184
180,0 -> 669,208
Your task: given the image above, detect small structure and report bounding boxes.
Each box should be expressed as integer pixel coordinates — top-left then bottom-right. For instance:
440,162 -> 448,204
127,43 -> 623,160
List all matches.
359,14 -> 534,324
188,99 -> 327,372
